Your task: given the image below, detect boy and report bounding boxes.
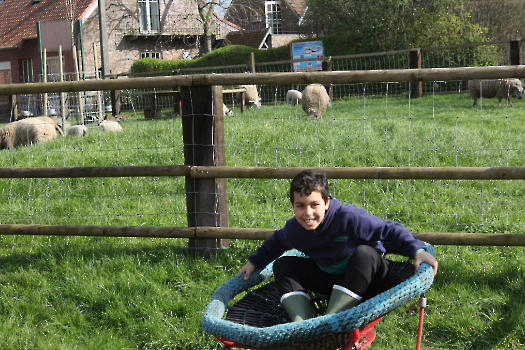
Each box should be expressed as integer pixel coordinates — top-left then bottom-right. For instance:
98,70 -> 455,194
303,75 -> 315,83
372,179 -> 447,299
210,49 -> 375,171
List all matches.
238,170 -> 438,322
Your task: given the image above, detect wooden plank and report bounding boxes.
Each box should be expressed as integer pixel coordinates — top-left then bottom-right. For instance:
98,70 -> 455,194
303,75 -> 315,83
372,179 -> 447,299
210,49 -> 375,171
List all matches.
4,66 -> 525,95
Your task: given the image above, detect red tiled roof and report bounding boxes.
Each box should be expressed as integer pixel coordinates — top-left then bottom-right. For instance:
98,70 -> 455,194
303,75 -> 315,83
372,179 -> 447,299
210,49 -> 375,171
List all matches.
286,0 -> 307,17
0,0 -> 95,49
225,29 -> 270,49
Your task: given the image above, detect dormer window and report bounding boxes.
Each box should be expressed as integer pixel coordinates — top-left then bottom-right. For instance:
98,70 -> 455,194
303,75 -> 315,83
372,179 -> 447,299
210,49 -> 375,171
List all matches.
265,1 -> 282,34
138,0 -> 159,32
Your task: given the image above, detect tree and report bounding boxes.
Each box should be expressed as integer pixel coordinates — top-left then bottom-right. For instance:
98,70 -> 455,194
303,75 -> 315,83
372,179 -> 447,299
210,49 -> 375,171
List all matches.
196,0 -> 215,55
301,0 -> 481,53
195,0 -> 232,55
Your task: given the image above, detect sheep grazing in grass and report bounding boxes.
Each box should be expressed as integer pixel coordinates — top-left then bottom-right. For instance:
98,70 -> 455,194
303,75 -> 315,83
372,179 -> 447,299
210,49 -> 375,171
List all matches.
0,117 -> 63,150
286,89 -> 302,106
67,125 -> 88,137
468,79 -> 524,107
301,84 -> 330,118
236,85 -> 261,109
50,117 -> 71,132
99,120 -> 123,132
223,104 -> 234,116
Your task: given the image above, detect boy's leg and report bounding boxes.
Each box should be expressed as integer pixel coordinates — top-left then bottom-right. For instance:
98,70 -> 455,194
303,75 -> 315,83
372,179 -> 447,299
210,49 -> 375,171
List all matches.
273,256 -> 336,321
325,285 -> 361,314
340,245 -> 391,300
280,291 -> 314,321
273,256 -> 337,295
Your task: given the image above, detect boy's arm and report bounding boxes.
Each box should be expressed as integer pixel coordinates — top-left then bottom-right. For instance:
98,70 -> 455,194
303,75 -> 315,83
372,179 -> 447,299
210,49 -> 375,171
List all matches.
414,250 -> 438,275
237,261 -> 257,280
247,228 -> 292,269
350,206 -> 426,257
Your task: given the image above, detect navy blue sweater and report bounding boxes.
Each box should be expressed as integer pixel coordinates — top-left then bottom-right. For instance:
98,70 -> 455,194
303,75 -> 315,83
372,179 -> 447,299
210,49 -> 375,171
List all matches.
248,199 -> 426,270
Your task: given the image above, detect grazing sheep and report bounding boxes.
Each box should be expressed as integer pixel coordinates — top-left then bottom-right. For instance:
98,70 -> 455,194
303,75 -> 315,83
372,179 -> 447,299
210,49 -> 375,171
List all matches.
50,117 -> 71,133
222,104 -> 234,116
236,85 -> 261,109
99,120 -> 123,132
104,115 -> 119,121
286,89 -> 302,106
67,125 -> 88,137
301,84 -> 330,118
0,117 -> 63,150
468,79 -> 524,107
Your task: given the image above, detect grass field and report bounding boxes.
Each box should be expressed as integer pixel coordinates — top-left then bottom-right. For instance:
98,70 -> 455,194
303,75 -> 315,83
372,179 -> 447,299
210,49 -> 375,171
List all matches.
0,90 -> 523,349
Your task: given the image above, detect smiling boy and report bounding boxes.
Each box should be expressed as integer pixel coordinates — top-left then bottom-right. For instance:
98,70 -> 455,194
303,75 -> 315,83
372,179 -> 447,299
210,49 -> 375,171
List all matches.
238,170 -> 438,322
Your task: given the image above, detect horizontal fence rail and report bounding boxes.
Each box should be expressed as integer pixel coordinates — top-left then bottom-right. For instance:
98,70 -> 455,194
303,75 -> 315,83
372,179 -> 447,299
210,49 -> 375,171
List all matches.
0,224 -> 523,246
2,66 -> 525,95
1,166 -> 525,180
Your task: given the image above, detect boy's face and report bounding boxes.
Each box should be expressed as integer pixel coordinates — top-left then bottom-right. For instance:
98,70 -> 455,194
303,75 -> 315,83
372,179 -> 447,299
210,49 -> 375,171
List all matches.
292,190 -> 330,231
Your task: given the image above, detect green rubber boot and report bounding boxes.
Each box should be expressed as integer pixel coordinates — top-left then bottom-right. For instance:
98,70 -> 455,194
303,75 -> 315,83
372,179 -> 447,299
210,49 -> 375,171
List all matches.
280,291 -> 314,322
325,285 -> 362,314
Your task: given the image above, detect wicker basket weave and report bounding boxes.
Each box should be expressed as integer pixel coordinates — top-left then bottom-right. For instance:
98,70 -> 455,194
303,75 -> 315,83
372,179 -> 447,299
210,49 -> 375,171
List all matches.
202,243 -> 435,350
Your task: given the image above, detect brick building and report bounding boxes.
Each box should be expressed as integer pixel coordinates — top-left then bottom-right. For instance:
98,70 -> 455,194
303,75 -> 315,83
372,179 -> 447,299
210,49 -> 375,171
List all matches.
224,0 -> 308,49
0,0 -> 240,117
225,0 -> 307,34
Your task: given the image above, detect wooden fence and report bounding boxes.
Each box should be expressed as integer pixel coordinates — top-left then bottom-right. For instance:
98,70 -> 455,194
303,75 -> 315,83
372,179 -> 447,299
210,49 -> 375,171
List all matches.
1,66 -> 525,250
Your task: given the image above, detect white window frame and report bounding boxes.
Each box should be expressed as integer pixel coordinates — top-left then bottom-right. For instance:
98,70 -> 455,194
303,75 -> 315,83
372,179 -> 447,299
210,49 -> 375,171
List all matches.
138,0 -> 160,33
265,1 -> 282,34
140,51 -> 162,59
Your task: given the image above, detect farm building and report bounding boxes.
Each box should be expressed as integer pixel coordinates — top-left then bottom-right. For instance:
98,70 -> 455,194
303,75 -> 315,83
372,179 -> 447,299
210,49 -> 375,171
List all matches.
0,0 -> 240,119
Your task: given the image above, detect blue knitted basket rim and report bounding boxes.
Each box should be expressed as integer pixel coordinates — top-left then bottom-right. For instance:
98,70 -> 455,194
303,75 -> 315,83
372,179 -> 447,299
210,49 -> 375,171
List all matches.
202,242 -> 435,349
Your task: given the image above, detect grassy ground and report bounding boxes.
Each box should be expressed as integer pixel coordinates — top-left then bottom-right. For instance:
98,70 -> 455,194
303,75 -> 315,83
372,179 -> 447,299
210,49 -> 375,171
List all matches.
0,91 -> 523,349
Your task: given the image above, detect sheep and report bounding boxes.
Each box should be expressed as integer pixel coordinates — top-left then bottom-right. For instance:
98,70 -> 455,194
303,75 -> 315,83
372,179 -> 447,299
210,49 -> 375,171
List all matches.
50,117 -> 71,132
99,120 -> 123,132
236,85 -> 261,109
0,117 -> 63,150
67,125 -> 88,137
468,79 -> 524,107
223,104 -> 234,116
286,89 -> 302,106
301,84 -> 330,118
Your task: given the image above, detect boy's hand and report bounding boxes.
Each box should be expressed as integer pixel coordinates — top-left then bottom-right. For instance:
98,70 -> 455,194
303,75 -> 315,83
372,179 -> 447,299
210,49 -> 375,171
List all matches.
237,261 -> 256,280
414,250 -> 438,275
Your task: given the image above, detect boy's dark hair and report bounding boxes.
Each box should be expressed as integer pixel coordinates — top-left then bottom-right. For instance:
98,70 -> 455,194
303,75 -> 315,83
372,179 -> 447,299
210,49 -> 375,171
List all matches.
290,170 -> 330,204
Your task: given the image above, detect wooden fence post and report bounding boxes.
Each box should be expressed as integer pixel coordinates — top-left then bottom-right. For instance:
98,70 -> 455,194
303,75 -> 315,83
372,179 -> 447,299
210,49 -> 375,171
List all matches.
322,57 -> 333,102
10,94 -> 17,122
247,52 -> 256,73
181,85 -> 229,253
110,76 -> 120,117
172,69 -> 182,116
510,40 -> 522,65
409,48 -> 422,98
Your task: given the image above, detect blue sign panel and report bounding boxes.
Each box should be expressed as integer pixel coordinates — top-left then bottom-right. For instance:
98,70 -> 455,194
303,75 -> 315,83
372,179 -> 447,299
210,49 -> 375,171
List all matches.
291,41 -> 324,72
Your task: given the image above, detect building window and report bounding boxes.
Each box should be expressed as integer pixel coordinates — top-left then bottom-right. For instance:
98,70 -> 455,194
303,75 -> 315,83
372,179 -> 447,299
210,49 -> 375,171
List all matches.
138,0 -> 159,32
141,52 -> 161,59
265,1 -> 282,34
20,59 -> 33,83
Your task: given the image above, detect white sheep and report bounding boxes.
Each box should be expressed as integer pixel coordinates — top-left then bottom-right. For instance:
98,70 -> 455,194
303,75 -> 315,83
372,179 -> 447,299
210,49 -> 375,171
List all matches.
0,117 -> 63,150
468,79 -> 524,107
222,104 -> 234,116
236,85 -> 261,109
67,125 -> 88,137
99,120 -> 123,132
301,84 -> 330,118
286,89 -> 302,106
50,117 -> 71,133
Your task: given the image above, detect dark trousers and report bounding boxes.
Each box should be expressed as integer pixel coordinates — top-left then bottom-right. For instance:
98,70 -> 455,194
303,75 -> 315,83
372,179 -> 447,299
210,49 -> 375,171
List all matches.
273,245 -> 413,300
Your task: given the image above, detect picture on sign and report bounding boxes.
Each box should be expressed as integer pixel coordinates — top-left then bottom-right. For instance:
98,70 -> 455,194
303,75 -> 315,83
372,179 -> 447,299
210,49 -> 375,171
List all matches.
291,41 -> 324,72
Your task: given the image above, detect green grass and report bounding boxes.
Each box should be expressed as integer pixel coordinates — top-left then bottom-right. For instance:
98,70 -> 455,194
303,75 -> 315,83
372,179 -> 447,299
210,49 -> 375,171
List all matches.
0,92 -> 524,349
